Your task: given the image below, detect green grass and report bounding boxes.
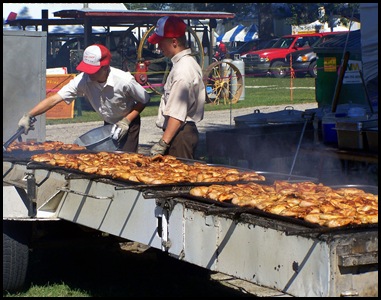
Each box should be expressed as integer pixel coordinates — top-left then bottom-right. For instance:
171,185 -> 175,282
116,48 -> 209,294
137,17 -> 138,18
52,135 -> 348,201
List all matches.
46,77 -> 316,125
3,283 -> 90,297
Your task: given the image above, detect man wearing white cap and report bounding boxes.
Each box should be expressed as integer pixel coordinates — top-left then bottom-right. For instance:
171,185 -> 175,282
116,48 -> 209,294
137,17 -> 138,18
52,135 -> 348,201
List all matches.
147,16 -> 206,159
17,44 -> 151,152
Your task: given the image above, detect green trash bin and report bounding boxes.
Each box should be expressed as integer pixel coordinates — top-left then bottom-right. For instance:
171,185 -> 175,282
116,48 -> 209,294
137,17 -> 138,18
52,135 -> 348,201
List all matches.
315,30 -> 368,108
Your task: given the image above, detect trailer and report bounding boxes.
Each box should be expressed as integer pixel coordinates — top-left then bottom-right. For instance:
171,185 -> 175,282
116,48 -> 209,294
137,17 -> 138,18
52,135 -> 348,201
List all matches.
3,7 -> 378,297
3,150 -> 378,296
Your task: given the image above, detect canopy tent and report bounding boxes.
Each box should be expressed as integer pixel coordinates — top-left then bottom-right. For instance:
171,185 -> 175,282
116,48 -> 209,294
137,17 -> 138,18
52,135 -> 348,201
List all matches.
235,24 -> 259,42
292,19 -> 360,34
360,3 -> 377,84
359,3 -> 378,109
217,24 -> 259,42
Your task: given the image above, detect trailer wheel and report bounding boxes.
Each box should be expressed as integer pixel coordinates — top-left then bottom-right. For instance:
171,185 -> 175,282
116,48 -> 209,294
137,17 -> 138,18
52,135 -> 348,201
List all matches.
203,60 -> 243,105
3,221 -> 30,292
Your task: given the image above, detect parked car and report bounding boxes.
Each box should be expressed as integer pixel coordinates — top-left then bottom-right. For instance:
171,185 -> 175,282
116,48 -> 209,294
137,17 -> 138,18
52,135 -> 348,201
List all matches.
285,32 -> 347,78
243,33 -> 324,78
228,38 -> 279,58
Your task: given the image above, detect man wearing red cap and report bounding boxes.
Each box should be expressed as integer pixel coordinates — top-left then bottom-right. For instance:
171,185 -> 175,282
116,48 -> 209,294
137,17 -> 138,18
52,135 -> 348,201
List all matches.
148,16 -> 206,159
17,44 -> 151,152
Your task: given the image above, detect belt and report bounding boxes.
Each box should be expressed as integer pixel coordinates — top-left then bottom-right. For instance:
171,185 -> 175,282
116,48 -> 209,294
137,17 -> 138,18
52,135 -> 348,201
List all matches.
184,121 -> 196,128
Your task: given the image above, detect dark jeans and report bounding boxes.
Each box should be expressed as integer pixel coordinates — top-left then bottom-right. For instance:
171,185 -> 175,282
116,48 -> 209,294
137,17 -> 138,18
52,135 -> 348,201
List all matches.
167,122 -> 199,159
105,115 -> 141,152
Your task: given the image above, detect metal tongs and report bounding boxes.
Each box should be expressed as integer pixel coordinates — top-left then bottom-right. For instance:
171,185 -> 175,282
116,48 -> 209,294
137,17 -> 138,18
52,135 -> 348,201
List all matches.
3,117 -> 37,151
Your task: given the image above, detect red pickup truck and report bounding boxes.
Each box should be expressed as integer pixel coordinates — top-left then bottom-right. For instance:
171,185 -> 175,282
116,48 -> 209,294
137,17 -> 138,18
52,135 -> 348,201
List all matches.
242,33 -> 324,78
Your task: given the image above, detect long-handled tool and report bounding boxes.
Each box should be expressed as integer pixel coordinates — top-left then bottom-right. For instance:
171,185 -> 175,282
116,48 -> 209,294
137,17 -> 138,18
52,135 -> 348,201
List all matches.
288,111 -> 315,178
358,69 -> 375,115
3,117 -> 37,151
331,51 -> 350,113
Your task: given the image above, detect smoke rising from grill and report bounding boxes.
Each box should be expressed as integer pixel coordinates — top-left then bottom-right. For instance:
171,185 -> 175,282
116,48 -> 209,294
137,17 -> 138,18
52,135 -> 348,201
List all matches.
44,104 -> 377,187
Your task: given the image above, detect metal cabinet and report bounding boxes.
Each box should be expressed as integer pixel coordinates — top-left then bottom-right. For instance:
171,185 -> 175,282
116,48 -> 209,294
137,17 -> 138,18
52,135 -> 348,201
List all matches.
3,30 -> 47,143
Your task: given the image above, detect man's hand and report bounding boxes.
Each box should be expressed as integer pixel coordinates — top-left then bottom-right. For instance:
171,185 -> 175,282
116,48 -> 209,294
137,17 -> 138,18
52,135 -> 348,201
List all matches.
111,118 -> 130,143
150,138 -> 170,156
18,113 -> 34,134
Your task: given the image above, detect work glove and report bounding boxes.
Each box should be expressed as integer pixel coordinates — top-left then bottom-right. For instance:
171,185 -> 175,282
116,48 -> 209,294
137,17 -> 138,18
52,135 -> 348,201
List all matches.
111,118 -> 131,143
150,138 -> 170,156
18,113 -> 35,134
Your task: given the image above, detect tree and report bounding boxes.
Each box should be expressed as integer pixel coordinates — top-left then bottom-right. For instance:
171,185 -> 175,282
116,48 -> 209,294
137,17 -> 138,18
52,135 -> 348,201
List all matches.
255,4 -> 274,38
18,6 -> 32,19
319,3 -> 360,30
285,4 -> 320,25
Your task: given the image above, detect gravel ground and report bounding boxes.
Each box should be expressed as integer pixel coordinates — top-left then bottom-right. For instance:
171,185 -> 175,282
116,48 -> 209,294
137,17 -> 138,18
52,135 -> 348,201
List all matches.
46,102 -> 318,156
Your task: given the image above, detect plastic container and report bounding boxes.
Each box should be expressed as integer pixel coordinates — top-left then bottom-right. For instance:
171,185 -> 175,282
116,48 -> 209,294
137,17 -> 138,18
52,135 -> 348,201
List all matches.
334,118 -> 378,150
347,107 -> 367,117
335,127 -> 364,150
322,113 -> 338,144
314,30 -> 368,107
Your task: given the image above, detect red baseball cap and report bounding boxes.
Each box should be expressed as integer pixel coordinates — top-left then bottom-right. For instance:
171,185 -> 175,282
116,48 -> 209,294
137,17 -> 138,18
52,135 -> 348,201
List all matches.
147,16 -> 187,44
76,44 -> 111,74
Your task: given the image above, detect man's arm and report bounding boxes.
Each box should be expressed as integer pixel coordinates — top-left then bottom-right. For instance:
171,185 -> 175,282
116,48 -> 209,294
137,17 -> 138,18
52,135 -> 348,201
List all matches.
162,117 -> 183,145
28,93 -> 64,117
18,93 -> 65,134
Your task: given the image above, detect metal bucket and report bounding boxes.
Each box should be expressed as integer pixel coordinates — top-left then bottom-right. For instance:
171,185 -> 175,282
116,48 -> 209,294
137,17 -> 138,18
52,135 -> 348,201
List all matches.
73,125 -> 119,151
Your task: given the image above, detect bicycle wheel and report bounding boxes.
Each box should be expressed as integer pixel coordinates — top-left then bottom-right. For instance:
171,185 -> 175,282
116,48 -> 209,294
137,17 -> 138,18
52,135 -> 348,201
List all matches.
203,60 -> 243,105
137,25 -> 204,95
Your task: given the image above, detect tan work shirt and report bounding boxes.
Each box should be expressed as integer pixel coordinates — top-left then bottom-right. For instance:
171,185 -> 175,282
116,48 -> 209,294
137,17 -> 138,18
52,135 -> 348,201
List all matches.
156,48 -> 205,129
